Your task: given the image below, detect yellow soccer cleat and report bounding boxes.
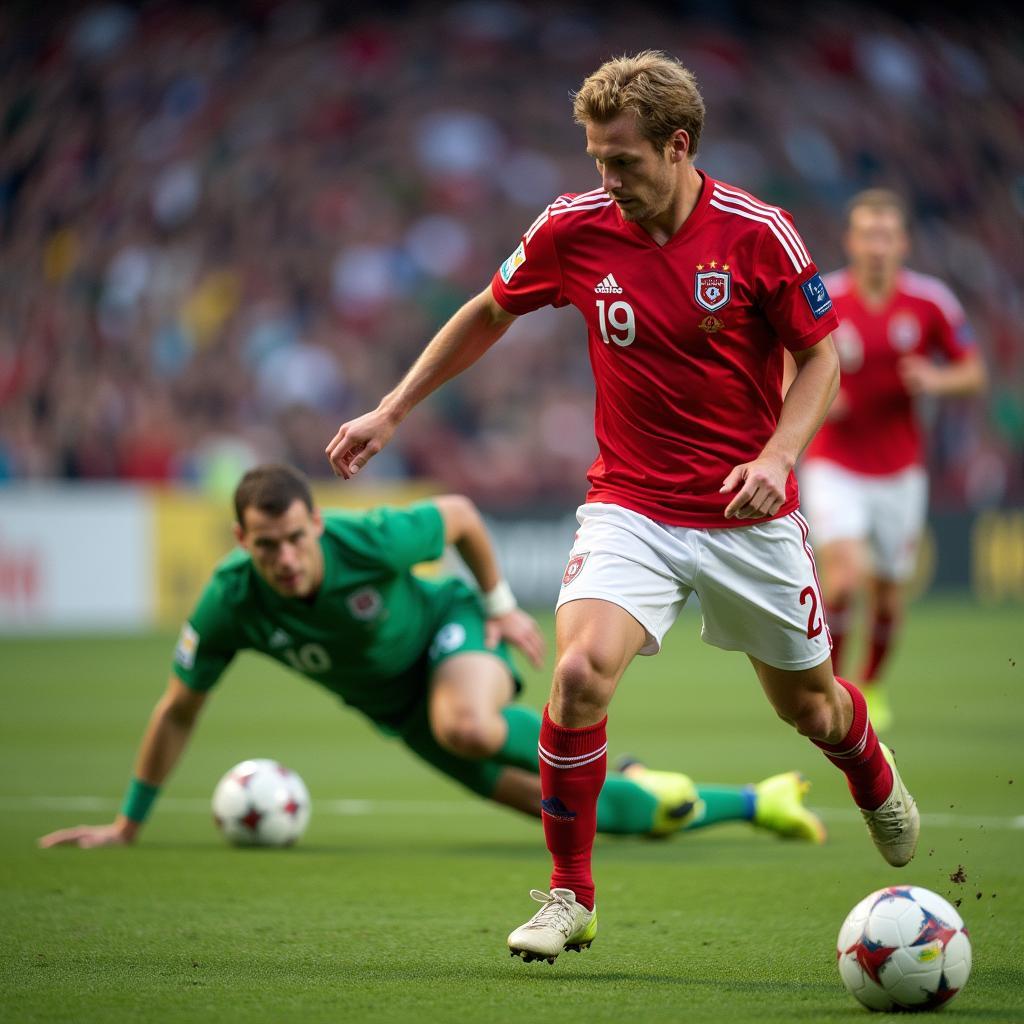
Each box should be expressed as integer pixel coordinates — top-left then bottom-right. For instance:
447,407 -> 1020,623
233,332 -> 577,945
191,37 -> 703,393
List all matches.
618,758 -> 701,836
753,771 -> 828,844
863,684 -> 893,732
508,889 -> 598,964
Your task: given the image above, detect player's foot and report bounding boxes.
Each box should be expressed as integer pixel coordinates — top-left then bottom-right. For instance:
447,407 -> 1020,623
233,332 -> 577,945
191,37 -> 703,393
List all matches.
507,889 -> 598,964
861,744 -> 919,867
617,757 -> 700,836
863,685 -> 893,732
753,771 -> 827,843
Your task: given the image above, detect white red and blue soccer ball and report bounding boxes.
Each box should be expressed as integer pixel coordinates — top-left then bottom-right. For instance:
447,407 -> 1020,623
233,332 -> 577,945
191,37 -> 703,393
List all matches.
837,885 -> 972,1012
211,759 -> 311,847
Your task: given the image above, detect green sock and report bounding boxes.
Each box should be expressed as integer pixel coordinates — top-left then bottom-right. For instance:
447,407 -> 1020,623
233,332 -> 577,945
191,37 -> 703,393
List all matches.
497,706 -> 541,772
684,785 -> 756,830
595,776 -> 659,835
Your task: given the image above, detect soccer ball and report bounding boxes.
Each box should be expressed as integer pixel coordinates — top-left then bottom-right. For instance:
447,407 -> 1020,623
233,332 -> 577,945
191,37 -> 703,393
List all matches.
837,885 -> 972,1011
211,758 -> 311,847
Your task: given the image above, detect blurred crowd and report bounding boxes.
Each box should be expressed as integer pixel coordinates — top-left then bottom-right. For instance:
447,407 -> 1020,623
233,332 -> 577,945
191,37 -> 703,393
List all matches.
1,1 -> 1021,510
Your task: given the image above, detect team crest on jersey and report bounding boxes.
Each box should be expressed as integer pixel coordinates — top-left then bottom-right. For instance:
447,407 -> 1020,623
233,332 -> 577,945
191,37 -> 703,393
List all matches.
888,312 -> 921,352
499,241 -> 526,284
562,552 -> 589,586
347,587 -> 383,621
694,263 -> 731,312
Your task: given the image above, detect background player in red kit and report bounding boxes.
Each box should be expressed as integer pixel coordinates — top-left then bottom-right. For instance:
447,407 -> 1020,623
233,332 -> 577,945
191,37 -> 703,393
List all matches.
800,191 -> 987,731
326,52 -> 920,964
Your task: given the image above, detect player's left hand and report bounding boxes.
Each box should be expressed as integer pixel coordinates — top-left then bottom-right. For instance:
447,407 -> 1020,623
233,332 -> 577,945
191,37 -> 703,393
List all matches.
720,453 -> 790,520
485,609 -> 546,669
898,355 -> 942,395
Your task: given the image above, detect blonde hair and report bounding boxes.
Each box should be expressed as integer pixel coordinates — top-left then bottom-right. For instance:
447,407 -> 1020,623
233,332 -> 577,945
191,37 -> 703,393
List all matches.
845,189 -> 908,227
572,50 -> 705,155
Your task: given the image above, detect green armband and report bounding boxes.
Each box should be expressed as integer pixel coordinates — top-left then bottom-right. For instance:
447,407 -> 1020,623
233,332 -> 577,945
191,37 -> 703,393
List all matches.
121,778 -> 160,824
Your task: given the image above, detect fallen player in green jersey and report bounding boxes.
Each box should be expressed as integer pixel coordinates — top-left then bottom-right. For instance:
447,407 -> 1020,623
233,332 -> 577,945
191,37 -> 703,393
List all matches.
39,464 -> 825,849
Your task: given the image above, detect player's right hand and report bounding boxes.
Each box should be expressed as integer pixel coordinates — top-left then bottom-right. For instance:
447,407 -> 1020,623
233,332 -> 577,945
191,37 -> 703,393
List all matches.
485,608 -> 546,669
38,820 -> 137,849
325,407 -> 397,479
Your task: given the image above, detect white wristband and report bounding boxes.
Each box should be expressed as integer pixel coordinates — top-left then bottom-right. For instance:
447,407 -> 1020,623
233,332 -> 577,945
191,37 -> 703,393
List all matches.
482,579 -> 517,617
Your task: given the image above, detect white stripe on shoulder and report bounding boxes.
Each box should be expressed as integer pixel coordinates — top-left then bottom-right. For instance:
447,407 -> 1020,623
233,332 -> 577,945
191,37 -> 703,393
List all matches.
524,191 -> 608,244
709,197 -> 807,272
712,183 -> 810,263
565,187 -> 607,206
549,198 -> 614,218
898,269 -> 966,322
712,184 -> 810,264
524,207 -> 552,243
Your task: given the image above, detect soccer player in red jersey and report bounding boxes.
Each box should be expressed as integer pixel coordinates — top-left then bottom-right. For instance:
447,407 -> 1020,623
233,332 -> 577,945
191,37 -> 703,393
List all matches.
326,52 -> 919,963
800,191 -> 986,731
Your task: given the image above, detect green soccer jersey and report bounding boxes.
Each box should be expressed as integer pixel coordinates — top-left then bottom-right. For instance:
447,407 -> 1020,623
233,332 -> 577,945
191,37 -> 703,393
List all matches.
172,501 -> 474,724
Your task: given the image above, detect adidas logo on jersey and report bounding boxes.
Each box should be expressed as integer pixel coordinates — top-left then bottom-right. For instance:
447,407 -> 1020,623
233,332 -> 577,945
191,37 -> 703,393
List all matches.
268,629 -> 292,648
594,273 -> 623,294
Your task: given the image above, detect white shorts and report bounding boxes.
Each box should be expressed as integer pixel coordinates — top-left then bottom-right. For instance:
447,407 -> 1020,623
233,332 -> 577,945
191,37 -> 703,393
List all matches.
555,502 -> 832,670
799,459 -> 927,582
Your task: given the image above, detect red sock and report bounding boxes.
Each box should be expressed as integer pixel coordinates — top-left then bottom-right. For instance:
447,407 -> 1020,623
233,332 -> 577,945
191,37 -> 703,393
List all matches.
826,596 -> 851,676
813,678 -> 893,810
537,705 -> 606,911
861,609 -> 897,684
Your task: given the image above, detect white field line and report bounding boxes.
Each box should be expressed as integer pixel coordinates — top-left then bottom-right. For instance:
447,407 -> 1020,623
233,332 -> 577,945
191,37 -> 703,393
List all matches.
2,795 -> 1022,829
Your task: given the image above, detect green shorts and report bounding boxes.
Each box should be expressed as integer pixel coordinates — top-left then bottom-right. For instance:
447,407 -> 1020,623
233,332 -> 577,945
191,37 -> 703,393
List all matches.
423,578 -> 521,684
374,578 -> 523,798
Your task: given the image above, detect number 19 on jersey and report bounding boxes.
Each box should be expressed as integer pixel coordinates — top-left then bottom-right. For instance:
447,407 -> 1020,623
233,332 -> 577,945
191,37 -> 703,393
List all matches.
596,300 -> 636,347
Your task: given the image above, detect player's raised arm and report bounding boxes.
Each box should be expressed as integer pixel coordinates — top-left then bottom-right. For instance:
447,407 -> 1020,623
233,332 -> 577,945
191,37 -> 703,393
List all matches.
432,494 -> 546,669
326,287 -> 517,479
38,676 -> 207,848
723,334 -> 840,519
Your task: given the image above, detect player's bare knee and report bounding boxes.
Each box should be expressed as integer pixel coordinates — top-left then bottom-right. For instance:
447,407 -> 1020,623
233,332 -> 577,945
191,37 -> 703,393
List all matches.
433,711 -> 497,760
551,647 -> 611,720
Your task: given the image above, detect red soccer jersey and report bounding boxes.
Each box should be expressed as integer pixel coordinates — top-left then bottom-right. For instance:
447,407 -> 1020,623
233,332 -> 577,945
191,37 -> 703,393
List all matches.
804,268 -> 976,475
490,172 -> 838,528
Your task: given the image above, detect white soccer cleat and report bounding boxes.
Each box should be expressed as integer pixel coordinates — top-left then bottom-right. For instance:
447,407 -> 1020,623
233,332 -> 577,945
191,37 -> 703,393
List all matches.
861,744 -> 919,867
507,888 -> 598,964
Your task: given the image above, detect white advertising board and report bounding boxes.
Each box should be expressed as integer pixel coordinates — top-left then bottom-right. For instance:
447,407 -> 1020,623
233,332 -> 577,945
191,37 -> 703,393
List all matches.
0,486 -> 151,631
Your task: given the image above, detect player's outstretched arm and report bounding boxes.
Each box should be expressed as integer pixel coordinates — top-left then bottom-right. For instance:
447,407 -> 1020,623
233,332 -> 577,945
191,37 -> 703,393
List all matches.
38,676 -> 207,848
326,287 -> 517,478
723,335 -> 840,519
898,350 -> 987,397
433,494 -> 546,669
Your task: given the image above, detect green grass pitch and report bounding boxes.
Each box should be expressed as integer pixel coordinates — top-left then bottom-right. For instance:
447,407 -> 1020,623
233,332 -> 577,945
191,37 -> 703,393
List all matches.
1,598 -> 1022,1023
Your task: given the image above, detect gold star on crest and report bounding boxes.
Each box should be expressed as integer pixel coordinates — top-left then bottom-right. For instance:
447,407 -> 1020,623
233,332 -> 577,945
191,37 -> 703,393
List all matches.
696,263 -> 704,271
723,263 -> 730,271
709,260 -> 718,268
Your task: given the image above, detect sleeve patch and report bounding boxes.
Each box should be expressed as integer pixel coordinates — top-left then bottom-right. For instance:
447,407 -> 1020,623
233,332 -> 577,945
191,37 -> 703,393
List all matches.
499,241 -> 526,284
174,623 -> 199,670
801,273 -> 833,320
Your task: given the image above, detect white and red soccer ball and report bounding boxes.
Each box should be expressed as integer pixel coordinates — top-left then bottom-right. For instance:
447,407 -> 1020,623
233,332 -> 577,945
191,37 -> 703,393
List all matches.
211,758 -> 311,847
837,885 -> 972,1012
